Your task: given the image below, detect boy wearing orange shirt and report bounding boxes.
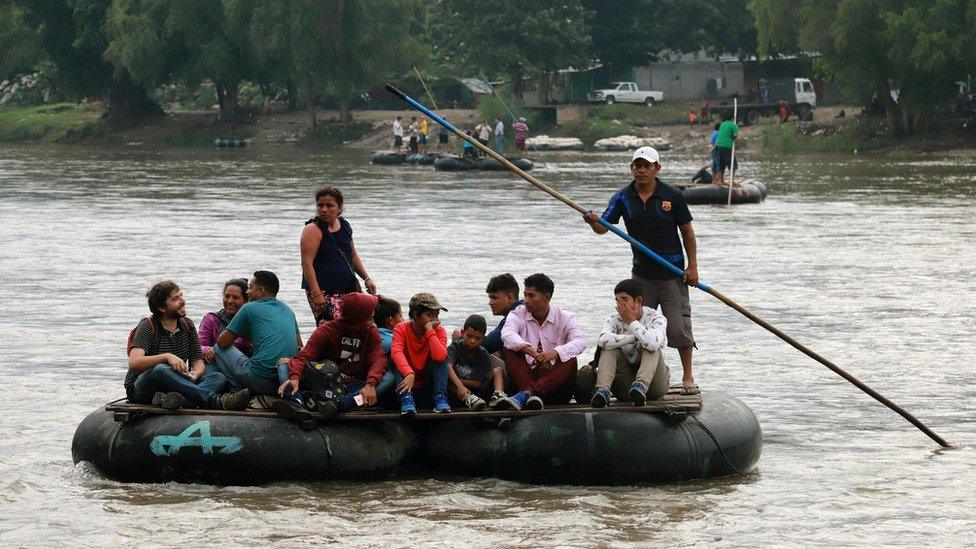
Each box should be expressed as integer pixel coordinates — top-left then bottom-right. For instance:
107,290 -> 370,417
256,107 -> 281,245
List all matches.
391,293 -> 452,414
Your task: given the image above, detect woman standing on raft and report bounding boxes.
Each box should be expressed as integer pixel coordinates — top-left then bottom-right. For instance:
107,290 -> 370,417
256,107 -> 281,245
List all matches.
301,186 -> 377,324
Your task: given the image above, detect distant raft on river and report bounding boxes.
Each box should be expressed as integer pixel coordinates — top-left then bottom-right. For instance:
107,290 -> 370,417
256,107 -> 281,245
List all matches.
371,151 -> 440,165
433,155 -> 534,171
677,179 -> 768,205
72,388 -> 761,486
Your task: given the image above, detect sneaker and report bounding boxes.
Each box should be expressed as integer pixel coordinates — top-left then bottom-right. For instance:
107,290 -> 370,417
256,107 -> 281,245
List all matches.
501,391 -> 529,411
270,398 -> 315,423
400,392 -> 417,416
433,392 -> 452,413
464,393 -> 487,411
152,391 -> 184,410
525,395 -> 544,410
629,382 -> 647,406
220,388 -> 251,411
590,387 -> 611,408
488,390 -> 509,409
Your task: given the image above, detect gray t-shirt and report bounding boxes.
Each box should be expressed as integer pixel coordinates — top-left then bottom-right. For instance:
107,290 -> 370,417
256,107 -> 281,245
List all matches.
447,340 -> 492,382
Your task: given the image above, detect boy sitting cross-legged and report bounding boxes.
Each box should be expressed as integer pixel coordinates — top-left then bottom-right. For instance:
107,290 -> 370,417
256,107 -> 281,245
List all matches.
446,314 -> 506,411
391,293 -> 452,415
591,278 -> 671,407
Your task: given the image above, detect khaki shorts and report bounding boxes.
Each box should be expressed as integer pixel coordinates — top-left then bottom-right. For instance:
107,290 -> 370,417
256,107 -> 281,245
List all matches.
634,275 -> 695,349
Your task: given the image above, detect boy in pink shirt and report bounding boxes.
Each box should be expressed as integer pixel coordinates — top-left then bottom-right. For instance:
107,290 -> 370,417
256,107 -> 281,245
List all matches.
391,293 -> 451,414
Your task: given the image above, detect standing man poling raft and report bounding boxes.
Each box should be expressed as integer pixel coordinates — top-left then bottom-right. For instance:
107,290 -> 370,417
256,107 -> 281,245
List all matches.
583,146 -> 701,395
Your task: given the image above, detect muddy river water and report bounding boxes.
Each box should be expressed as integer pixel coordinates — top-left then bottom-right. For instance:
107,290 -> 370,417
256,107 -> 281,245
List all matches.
0,144 -> 973,546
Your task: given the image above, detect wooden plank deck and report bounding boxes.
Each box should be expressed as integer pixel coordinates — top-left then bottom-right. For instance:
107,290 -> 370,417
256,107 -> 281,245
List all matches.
105,385 -> 701,422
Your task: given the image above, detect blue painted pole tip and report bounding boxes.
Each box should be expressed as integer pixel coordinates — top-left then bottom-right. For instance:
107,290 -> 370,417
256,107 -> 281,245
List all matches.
385,84 -> 406,99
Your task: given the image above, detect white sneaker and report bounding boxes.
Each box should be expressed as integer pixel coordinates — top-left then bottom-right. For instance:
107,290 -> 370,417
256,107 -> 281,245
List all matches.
488,390 -> 508,409
464,393 -> 487,411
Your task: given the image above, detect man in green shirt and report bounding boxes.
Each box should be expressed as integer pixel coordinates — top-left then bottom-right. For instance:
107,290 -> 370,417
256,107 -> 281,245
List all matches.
714,112 -> 739,187
214,270 -> 303,397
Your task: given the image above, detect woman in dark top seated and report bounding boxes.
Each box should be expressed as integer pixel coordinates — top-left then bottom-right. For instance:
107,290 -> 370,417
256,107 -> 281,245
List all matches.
300,186 -> 377,324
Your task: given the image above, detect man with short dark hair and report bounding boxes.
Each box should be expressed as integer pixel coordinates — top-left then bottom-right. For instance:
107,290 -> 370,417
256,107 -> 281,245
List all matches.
214,270 -> 303,399
126,280 -> 248,411
482,273 -> 522,407
579,278 -> 670,407
584,146 -> 700,395
500,273 -> 587,410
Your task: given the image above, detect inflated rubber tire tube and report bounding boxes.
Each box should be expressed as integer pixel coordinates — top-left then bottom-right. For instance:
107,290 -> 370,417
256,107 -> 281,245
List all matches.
371,152 -> 406,165
423,392 -> 761,485
405,153 -> 437,165
682,183 -> 764,205
752,180 -> 768,198
72,408 -> 416,484
433,157 -> 477,171
477,158 -> 534,171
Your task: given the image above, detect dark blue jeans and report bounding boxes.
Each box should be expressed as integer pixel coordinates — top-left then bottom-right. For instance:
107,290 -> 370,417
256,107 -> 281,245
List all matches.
131,363 -> 227,409
393,359 -> 448,406
335,370 -> 396,412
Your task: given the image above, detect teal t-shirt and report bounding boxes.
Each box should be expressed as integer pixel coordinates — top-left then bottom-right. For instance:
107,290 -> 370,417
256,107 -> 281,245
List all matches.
227,298 -> 299,379
716,120 -> 739,148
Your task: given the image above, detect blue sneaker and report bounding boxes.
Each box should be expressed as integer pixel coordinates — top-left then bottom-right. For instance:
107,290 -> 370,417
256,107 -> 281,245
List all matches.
629,382 -> 647,406
502,391 -> 530,411
400,392 -> 417,416
590,387 -> 611,408
433,392 -> 452,413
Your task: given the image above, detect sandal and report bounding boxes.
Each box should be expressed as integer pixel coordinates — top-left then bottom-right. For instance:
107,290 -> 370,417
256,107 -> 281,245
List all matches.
680,383 -> 701,395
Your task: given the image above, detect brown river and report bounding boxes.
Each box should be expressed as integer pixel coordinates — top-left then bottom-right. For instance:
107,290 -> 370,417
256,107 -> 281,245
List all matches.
0,144 -> 973,546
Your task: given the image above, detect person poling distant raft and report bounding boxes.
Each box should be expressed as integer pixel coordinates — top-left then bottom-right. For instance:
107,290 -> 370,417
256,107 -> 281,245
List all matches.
384,82 -> 951,447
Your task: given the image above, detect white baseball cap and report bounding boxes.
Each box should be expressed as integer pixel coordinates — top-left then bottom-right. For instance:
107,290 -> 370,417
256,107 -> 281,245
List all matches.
631,146 -> 660,164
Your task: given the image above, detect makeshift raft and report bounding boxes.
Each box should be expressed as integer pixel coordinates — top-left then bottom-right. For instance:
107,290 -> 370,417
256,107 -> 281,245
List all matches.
677,179 -> 768,205
433,156 -> 534,171
370,151 -> 442,165
72,388 -> 760,486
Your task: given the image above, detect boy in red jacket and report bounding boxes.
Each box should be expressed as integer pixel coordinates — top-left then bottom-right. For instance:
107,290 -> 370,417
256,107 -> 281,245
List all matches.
391,293 -> 451,414
278,293 -> 392,420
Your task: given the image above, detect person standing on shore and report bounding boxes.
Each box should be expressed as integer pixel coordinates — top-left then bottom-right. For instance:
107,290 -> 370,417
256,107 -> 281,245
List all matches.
494,117 -> 505,154
392,116 -> 403,152
582,146 -> 700,395
513,117 -> 529,155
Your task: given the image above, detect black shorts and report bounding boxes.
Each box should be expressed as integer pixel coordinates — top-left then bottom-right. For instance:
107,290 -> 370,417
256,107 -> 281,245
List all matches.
717,146 -> 733,171
394,135 -> 403,147
419,134 -> 427,144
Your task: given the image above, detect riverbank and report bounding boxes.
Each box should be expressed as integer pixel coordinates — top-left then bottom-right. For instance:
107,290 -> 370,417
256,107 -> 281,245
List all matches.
1,102 -> 973,156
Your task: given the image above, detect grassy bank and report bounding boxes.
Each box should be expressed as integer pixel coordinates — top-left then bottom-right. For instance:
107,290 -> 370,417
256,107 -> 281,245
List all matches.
551,103 -> 690,142
761,116 -> 976,155
0,103 -> 104,142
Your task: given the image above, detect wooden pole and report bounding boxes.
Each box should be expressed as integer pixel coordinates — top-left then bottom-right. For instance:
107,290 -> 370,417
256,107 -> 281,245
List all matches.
386,83 -> 950,447
726,97 -> 738,206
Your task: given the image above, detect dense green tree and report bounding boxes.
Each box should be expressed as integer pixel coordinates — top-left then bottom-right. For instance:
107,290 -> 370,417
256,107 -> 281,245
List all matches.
321,0 -> 424,122
585,0 -> 757,78
0,1 -> 43,80
431,0 -> 591,100
16,0 -> 161,120
750,0 -> 976,136
104,0 -> 256,120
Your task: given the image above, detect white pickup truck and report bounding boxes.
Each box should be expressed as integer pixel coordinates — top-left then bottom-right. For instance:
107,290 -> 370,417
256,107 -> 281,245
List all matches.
587,82 -> 664,106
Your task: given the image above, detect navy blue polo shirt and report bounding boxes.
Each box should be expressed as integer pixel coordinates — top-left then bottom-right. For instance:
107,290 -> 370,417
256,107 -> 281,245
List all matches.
601,178 -> 693,279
